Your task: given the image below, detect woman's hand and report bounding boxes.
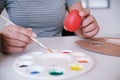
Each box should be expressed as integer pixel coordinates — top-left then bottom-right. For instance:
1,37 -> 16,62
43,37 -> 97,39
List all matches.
1,25 -> 37,54
68,1 -> 100,38
75,8 -> 100,38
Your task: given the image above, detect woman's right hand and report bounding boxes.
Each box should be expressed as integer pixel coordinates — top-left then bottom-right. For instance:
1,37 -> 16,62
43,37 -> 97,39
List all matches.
1,25 -> 37,54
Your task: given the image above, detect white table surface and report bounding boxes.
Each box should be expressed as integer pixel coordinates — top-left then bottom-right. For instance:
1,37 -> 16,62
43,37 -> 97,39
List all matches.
0,36 -> 120,80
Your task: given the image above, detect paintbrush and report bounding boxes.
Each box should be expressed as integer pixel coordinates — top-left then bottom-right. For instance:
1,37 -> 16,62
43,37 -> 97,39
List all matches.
0,15 -> 53,53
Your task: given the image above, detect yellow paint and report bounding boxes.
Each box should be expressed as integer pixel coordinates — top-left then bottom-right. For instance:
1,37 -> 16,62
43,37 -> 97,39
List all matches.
70,64 -> 83,71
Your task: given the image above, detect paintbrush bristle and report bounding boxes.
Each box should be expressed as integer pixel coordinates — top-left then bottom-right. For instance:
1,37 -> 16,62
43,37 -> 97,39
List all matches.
47,48 -> 53,53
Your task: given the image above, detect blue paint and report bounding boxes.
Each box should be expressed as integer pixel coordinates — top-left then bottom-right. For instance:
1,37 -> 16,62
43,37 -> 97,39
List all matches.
30,71 -> 40,74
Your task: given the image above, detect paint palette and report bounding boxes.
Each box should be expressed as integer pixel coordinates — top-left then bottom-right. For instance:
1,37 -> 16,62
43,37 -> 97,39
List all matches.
13,50 -> 94,80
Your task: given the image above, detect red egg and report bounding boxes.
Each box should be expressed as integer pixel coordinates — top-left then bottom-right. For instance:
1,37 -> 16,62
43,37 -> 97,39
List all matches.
64,10 -> 82,32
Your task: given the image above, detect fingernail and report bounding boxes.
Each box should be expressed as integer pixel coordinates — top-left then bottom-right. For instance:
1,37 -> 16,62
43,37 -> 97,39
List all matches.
32,32 -> 37,38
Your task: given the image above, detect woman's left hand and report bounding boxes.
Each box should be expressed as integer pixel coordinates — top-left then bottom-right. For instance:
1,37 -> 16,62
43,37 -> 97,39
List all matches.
75,8 -> 100,38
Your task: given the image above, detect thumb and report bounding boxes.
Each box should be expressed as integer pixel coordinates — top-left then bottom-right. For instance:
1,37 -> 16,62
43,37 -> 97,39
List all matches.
79,8 -> 90,18
26,28 -> 37,38
26,28 -> 32,31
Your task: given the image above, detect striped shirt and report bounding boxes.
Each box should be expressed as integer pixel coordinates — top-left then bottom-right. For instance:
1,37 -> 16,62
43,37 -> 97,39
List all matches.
0,0 -> 80,37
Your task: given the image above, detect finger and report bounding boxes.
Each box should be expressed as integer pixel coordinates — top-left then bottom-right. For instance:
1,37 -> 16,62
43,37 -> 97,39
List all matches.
6,25 -> 33,37
82,21 -> 97,33
2,46 -> 25,53
83,27 -> 99,38
75,30 -> 84,38
79,8 -> 90,18
26,28 -> 32,31
82,15 -> 95,27
2,37 -> 28,47
26,28 -> 37,38
2,30 -> 31,44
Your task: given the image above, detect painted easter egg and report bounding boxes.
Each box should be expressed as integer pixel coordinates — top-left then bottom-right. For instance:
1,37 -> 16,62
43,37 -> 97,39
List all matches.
64,10 -> 82,32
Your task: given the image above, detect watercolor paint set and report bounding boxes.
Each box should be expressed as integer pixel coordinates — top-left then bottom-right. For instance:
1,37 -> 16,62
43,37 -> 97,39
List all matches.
13,50 -> 94,80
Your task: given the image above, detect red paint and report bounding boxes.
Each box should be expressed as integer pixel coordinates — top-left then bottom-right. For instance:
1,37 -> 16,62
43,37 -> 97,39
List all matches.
64,10 -> 82,32
62,52 -> 71,54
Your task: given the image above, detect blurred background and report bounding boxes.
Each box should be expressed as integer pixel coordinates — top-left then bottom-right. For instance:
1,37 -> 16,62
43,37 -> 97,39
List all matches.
0,0 -> 120,37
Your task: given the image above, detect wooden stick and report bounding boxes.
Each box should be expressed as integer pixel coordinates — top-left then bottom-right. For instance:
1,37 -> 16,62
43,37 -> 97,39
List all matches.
0,15 -> 53,53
